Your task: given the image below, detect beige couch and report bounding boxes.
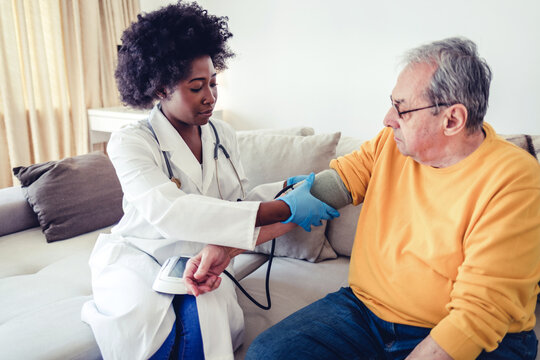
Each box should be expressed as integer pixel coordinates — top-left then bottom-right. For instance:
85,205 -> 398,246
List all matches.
0,126 -> 538,360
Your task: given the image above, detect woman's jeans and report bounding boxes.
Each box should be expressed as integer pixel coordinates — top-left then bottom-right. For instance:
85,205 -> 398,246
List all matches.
246,287 -> 538,360
150,295 -> 204,360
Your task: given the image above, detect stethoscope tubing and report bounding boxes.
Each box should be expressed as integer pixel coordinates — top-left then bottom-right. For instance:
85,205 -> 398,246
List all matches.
147,119 -> 245,200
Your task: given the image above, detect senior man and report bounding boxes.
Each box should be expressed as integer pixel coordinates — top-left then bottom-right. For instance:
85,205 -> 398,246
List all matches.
184,37 -> 540,359
243,37 -> 540,359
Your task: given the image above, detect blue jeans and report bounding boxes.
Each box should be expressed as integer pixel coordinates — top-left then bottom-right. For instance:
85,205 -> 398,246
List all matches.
150,295 -> 204,360
246,287 -> 537,360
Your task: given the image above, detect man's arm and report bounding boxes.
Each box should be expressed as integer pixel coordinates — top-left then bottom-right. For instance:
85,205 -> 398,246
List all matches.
428,181 -> 540,358
406,335 -> 452,360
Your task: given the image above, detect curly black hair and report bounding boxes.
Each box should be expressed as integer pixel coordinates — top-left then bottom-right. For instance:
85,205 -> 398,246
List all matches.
115,1 -> 234,109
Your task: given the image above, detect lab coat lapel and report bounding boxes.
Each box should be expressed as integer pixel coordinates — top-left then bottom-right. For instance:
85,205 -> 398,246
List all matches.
149,108 -> 203,191
201,122 -> 216,195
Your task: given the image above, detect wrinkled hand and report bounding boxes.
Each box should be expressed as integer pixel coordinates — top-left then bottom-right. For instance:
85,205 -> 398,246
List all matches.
286,174 -> 309,187
279,172 -> 340,232
184,245 -> 231,296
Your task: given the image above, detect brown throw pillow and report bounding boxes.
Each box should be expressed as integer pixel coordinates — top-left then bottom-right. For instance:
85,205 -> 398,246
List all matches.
13,152 -> 124,242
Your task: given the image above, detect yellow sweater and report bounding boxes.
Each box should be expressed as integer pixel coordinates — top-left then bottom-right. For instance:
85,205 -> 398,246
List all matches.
330,123 -> 540,360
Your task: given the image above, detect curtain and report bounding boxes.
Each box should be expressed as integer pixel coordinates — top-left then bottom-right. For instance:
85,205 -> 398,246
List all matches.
0,0 -> 139,188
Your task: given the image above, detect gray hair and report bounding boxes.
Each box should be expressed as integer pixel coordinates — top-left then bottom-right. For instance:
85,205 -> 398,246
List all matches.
403,37 -> 492,133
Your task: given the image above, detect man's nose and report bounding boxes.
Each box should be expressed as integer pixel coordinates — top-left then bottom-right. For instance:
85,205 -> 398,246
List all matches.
383,107 -> 399,128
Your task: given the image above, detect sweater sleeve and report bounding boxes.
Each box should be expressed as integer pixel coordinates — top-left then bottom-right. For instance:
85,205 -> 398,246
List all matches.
431,162 -> 540,360
330,128 -> 392,205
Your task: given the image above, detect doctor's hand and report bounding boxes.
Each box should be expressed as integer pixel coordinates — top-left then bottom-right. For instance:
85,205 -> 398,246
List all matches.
279,172 -> 340,232
285,174 -> 309,187
184,245 -> 232,296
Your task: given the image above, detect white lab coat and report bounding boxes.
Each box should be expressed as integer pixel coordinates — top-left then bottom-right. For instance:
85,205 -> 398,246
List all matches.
81,106 -> 264,360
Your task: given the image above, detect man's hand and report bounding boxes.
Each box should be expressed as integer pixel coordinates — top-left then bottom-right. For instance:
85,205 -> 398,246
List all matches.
406,335 -> 453,360
184,244 -> 233,296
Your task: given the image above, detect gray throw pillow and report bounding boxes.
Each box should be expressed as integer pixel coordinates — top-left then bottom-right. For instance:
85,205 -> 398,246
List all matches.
12,152 -> 123,242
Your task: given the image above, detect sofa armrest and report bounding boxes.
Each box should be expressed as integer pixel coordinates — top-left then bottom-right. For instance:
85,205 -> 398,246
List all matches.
0,186 -> 39,236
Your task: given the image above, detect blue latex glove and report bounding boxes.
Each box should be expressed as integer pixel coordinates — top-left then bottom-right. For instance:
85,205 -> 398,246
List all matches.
279,172 -> 340,232
286,174 -> 309,187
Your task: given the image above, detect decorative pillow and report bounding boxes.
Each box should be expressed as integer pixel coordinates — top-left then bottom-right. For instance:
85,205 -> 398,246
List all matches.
12,152 -> 124,242
245,181 -> 338,263
255,223 -> 336,263
239,131 -> 341,262
237,132 -> 342,192
325,203 -> 361,257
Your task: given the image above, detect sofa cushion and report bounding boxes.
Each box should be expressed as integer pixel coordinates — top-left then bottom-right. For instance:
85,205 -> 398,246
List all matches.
0,295 -> 101,360
0,186 -> 39,236
237,132 -> 341,192
233,253 -> 269,281
0,225 -> 109,278
12,152 -> 124,242
0,225 -> 104,360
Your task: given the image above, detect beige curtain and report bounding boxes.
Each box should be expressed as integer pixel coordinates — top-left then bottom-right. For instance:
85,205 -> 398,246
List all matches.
0,0 -> 139,188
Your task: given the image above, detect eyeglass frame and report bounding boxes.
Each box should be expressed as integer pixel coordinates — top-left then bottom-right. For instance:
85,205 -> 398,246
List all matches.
390,95 -> 451,119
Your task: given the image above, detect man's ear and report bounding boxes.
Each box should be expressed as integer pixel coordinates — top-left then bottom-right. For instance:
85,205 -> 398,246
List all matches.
443,104 -> 467,136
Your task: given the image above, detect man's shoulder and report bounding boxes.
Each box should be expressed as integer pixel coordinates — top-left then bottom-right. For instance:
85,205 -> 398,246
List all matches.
486,134 -> 540,184
360,127 -> 399,158
497,134 -> 539,162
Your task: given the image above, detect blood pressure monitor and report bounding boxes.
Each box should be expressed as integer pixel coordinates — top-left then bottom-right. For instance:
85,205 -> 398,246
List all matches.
152,256 -> 191,295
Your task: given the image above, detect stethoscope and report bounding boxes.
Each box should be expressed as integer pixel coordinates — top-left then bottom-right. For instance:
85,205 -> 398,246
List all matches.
146,119 -> 246,200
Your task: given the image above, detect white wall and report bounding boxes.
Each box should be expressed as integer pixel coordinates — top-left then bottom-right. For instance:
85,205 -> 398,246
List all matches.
140,0 -> 540,139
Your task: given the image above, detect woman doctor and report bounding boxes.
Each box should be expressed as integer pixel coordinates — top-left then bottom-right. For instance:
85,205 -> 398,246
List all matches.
81,2 -> 338,360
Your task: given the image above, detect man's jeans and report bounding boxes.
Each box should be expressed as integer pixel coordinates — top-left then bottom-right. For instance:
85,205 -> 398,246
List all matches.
150,295 -> 204,360
246,287 -> 538,360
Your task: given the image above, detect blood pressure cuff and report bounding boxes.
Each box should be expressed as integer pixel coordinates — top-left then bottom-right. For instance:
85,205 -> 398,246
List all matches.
310,169 -> 352,210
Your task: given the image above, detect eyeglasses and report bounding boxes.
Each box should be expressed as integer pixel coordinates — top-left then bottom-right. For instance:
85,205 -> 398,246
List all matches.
390,95 -> 450,119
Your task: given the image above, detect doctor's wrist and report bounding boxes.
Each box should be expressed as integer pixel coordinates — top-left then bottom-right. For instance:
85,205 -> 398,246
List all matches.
255,200 -> 292,227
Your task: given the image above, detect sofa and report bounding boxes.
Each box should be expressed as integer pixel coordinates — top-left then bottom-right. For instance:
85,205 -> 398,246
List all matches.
1,125 -> 539,360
